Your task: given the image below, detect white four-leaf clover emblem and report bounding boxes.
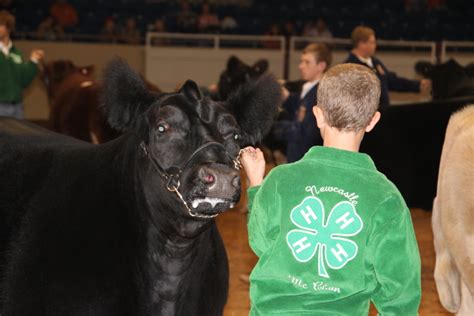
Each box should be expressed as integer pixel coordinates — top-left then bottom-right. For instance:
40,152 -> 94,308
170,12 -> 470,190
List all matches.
286,196 -> 363,278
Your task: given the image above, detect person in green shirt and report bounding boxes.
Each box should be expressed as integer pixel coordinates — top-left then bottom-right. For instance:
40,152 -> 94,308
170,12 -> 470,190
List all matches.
0,10 -> 44,119
241,63 -> 421,315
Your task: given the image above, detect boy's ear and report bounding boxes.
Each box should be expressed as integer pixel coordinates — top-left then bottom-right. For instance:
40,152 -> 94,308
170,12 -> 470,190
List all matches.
312,105 -> 325,129
365,111 -> 381,132
317,61 -> 328,73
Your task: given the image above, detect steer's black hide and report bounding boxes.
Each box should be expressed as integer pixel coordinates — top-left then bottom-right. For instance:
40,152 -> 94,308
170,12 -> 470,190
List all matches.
0,59 -> 281,315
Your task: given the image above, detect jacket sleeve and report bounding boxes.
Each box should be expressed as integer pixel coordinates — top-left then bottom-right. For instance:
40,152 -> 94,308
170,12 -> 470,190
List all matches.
247,172 -> 281,257
379,61 -> 420,92
19,60 -> 39,88
282,93 -> 299,119
272,99 -> 319,144
370,195 -> 421,315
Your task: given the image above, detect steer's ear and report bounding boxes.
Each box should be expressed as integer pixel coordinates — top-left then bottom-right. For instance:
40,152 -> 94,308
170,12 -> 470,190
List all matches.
226,74 -> 281,145
226,55 -> 243,74
252,59 -> 269,75
101,58 -> 156,132
180,80 -> 202,102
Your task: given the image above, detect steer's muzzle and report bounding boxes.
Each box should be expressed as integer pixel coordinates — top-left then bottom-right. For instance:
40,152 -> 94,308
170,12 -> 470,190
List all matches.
189,163 -> 241,214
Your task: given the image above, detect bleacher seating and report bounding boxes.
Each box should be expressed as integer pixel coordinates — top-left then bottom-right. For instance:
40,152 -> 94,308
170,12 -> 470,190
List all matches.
5,0 -> 474,42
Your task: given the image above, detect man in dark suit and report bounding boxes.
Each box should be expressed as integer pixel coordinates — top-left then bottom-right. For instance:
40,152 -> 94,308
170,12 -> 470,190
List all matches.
345,26 -> 431,109
274,43 -> 331,163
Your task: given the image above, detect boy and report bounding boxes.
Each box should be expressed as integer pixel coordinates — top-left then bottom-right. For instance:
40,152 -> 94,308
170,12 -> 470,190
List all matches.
241,64 -> 421,315
275,43 -> 331,163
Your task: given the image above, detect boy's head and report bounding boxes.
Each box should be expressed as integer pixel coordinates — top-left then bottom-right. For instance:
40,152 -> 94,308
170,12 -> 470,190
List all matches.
315,63 -> 381,132
351,26 -> 376,58
298,43 -> 332,82
0,10 -> 15,38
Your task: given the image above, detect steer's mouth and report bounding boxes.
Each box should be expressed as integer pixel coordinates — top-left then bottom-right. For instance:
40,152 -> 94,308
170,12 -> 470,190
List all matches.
188,193 -> 240,217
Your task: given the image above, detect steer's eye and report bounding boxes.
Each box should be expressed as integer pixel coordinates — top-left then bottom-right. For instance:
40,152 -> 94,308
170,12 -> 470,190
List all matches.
233,133 -> 240,141
156,123 -> 169,134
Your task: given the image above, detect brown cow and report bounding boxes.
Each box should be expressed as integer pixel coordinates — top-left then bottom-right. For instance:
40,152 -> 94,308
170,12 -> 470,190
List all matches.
432,104 -> 474,315
42,60 -> 160,144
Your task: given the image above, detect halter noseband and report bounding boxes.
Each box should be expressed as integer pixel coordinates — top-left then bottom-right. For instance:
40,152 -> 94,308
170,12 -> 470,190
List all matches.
140,141 -> 242,219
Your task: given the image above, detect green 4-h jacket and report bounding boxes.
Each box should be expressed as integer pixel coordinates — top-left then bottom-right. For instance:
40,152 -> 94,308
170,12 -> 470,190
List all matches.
247,146 -> 421,315
0,45 -> 38,103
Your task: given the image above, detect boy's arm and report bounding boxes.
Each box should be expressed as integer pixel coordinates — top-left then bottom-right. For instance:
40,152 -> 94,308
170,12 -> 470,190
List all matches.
247,175 -> 280,257
370,195 -> 421,316
241,147 -> 279,257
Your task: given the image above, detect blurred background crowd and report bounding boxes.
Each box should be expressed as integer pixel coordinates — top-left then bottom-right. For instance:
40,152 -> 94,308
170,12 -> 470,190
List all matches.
0,0 -> 472,44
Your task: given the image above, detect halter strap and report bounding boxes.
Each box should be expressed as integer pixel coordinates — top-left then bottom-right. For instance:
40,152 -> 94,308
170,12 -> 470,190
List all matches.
140,141 -> 242,219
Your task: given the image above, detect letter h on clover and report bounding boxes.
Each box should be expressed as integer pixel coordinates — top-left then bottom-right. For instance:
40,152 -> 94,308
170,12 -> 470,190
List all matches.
286,196 -> 363,278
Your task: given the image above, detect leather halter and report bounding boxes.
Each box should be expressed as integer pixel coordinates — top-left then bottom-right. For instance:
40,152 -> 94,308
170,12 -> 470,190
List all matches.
140,141 -> 242,219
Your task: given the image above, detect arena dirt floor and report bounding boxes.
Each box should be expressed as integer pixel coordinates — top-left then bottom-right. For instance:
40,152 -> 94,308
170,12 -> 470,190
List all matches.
218,168 -> 453,316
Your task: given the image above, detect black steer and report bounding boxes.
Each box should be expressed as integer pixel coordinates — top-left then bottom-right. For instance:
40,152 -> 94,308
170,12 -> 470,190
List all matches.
217,55 -> 269,101
0,59 -> 281,315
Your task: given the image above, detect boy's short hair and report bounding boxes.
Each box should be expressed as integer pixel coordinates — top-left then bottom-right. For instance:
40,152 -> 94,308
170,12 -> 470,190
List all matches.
302,43 -> 332,69
351,26 -> 375,48
317,63 -> 380,131
0,10 -> 15,32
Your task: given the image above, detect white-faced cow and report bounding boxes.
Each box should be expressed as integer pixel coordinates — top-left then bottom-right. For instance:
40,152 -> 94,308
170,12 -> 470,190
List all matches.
0,58 -> 281,315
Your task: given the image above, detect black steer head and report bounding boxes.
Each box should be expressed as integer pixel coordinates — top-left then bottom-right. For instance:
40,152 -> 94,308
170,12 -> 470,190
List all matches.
217,55 -> 269,100
102,58 -> 280,222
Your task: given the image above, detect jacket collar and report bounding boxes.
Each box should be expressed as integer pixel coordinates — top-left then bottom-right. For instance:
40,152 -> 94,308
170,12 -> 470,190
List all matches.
304,146 -> 376,171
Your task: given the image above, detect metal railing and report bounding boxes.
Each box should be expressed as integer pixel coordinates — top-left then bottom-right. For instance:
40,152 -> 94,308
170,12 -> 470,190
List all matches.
440,41 -> 474,63
290,36 -> 436,60
146,32 -> 286,50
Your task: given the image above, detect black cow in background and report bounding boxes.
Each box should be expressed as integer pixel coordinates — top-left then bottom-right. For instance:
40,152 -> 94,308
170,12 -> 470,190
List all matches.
415,59 -> 474,100
361,58 -> 474,210
216,55 -> 269,100
0,59 -> 281,315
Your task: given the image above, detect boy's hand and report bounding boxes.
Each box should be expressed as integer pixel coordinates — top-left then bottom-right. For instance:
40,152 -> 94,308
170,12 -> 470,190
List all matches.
240,146 -> 265,187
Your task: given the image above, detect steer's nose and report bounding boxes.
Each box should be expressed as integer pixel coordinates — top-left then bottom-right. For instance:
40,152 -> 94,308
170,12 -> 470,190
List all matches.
198,164 -> 240,191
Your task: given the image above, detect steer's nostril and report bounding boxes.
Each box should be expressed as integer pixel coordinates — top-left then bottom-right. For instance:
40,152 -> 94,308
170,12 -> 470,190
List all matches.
204,174 -> 215,184
199,166 -> 216,185
231,175 -> 241,188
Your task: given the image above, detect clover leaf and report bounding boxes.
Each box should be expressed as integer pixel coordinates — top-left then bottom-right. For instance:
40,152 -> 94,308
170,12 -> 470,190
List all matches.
286,196 -> 363,278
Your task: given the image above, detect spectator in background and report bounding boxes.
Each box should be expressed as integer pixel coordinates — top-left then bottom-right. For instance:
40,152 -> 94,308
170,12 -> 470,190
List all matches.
0,0 -> 13,10
36,16 -> 64,41
344,25 -> 431,108
119,17 -> 141,45
176,0 -> 197,33
149,18 -> 168,45
220,15 -> 237,33
303,18 -> 333,39
273,43 -> 331,163
197,2 -> 219,33
263,23 -> 282,49
0,10 -> 44,119
50,0 -> 78,31
282,20 -> 297,38
427,0 -> 446,10
404,0 -> 426,12
100,17 -> 119,43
